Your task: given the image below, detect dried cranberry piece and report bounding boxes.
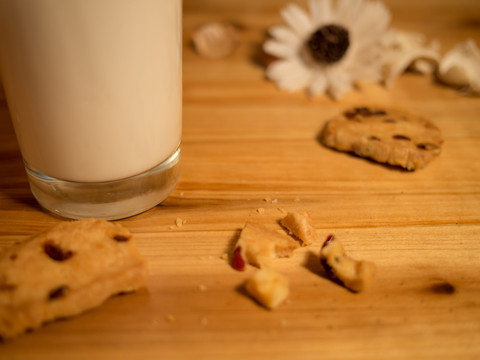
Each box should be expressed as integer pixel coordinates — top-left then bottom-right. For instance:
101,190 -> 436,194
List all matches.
322,234 -> 335,249
231,247 -> 245,271
44,242 -> 74,261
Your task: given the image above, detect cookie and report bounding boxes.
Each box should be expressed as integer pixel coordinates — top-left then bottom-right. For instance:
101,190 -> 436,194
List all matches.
231,221 -> 299,270
320,234 -> 375,292
320,106 -> 443,170
0,218 -> 148,340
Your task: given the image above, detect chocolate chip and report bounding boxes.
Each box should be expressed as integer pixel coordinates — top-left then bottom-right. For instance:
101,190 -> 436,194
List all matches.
417,143 -> 438,151
0,283 -> 17,291
113,234 -> 130,242
345,115 -> 362,122
9,253 -> 17,261
44,242 -> 74,261
344,111 -> 357,119
393,134 -> 411,141
369,136 -> 381,141
344,107 -> 386,119
48,285 -> 69,301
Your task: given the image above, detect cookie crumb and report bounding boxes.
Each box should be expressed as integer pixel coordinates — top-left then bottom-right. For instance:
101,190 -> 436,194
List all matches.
256,208 -> 265,214
175,218 -> 187,228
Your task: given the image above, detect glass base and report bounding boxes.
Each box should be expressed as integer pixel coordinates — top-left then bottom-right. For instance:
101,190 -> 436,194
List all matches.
25,148 -> 180,220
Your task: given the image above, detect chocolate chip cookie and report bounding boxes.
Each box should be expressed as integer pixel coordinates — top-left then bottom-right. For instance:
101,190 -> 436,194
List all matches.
320,106 -> 443,170
0,218 -> 148,340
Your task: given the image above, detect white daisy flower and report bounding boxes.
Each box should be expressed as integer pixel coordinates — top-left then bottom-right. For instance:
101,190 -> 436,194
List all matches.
263,0 -> 391,99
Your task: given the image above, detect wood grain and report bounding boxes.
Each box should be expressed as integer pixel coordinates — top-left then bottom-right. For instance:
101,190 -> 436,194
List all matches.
1,0 -> 480,359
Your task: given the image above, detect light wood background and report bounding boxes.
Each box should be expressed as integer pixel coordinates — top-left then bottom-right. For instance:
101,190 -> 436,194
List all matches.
1,0 -> 480,359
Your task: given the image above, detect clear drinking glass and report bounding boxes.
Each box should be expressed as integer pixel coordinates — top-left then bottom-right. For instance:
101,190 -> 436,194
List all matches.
0,0 -> 182,220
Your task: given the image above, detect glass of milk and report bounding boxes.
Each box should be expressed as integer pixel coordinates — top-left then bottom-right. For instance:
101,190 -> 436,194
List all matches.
0,0 -> 182,219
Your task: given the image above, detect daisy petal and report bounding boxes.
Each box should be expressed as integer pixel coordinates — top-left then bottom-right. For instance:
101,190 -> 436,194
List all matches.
384,49 -> 440,87
352,2 -> 391,46
308,72 -> 328,96
280,4 -> 313,39
268,25 -> 301,47
308,0 -> 332,27
438,39 -> 480,94
266,59 -> 311,91
335,0 -> 364,26
263,39 -> 297,59
348,54 -> 384,83
325,67 -> 354,99
380,29 -> 441,86
412,59 -> 436,74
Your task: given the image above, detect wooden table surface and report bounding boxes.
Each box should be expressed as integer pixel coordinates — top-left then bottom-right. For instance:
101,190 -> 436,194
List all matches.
1,0 -> 480,359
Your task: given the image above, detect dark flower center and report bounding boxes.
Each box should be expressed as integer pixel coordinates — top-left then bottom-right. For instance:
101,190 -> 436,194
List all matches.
306,24 -> 350,64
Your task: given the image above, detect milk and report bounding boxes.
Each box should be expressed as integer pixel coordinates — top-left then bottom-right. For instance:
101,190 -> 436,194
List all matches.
0,0 -> 182,183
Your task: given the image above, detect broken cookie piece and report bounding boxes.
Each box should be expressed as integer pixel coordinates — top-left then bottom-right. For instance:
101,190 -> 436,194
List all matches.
280,212 -> 317,246
245,268 -> 289,310
232,221 -> 299,270
0,218 -> 148,340
319,234 -> 375,292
